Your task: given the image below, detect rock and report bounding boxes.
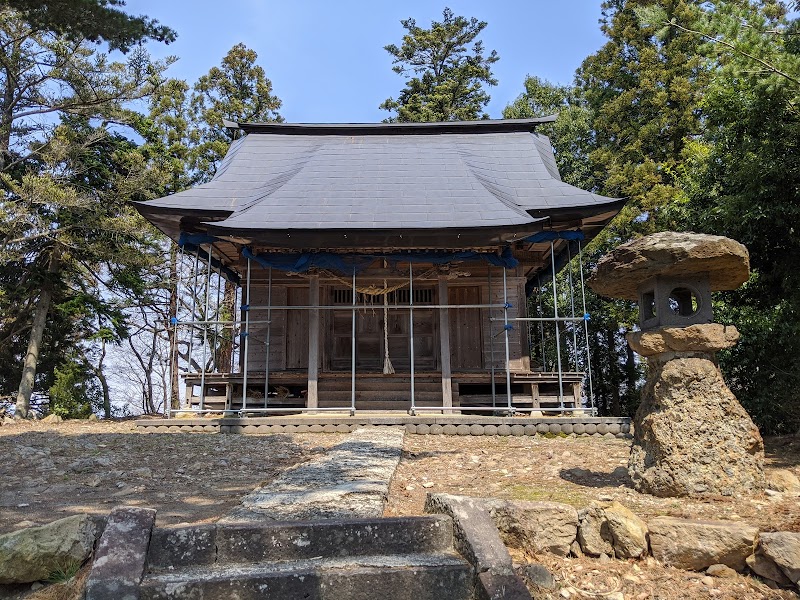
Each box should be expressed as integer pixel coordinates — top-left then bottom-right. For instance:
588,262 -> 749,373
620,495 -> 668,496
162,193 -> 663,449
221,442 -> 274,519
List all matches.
422,481 -> 434,488
41,414 -> 63,424
486,499 -> 578,557
648,517 -> 757,571
570,540 -> 583,557
746,551 -> 794,587
0,515 -> 101,584
701,576 -> 715,587
767,470 -> 800,495
131,467 -> 153,479
522,562 -> 555,589
577,501 -> 647,559
577,504 -> 613,557
758,532 -> 800,586
706,564 -> 738,578
629,356 -> 765,497
603,501 -> 648,559
588,232 -> 750,300
627,324 -> 739,357
87,413 -> 98,421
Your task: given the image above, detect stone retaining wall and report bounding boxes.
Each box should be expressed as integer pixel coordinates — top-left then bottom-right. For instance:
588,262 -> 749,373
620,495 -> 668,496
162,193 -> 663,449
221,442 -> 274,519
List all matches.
135,416 -> 631,437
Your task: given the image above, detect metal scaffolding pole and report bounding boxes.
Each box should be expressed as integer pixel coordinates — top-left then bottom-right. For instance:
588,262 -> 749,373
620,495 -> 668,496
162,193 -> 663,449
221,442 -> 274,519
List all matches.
502,267 -> 512,412
169,244 -> 185,418
409,261 -> 416,414
199,245 -> 213,410
488,267 -> 496,408
186,248 -> 200,381
578,241 -> 595,414
264,266 -> 272,408
567,244 -> 579,368
351,268 -> 356,414
241,257 -> 252,412
550,241 -> 565,408
537,275 -> 546,368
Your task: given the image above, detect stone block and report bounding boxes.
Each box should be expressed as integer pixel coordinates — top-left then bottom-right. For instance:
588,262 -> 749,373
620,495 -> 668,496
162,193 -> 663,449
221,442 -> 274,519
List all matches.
648,517 -> 757,571
536,423 -> 549,433
470,424 -> 484,436
483,425 -> 498,436
424,494 -> 513,575
497,424 -> 511,436
477,571 -> 533,600
456,424 -> 471,436
85,507 -> 156,600
309,424 -> 324,433
572,423 -> 586,435
523,425 -> 537,436
148,524 -> 216,569
443,424 -> 458,435
560,424 -> 573,434
584,424 -> 597,434
510,425 -> 525,436
429,424 -> 443,435
486,499 -> 578,557
416,424 -> 430,435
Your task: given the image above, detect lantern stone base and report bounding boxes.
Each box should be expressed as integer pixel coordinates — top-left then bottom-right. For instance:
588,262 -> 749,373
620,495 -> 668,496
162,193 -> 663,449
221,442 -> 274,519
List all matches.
629,351 -> 765,497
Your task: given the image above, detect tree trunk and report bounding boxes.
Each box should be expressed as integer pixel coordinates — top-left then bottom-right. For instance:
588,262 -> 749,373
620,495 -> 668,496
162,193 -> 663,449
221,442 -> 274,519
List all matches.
216,280 -> 237,372
168,245 -> 180,410
15,247 -> 60,418
96,338 -> 111,419
606,326 -> 621,417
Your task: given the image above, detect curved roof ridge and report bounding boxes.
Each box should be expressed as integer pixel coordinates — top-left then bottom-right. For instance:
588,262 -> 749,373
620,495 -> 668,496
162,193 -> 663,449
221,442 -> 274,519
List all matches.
227,116 -> 558,136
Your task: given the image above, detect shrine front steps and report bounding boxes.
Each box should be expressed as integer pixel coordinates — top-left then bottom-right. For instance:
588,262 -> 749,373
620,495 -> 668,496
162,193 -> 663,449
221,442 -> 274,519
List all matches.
139,515 -> 473,600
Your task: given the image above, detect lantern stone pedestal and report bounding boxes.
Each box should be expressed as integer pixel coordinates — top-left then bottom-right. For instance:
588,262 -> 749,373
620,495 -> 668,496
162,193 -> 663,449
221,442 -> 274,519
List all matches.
590,232 -> 765,497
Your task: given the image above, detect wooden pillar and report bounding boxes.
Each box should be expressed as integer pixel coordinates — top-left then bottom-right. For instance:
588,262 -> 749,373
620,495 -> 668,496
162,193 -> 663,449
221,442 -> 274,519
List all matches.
438,276 -> 453,409
307,276 -> 320,410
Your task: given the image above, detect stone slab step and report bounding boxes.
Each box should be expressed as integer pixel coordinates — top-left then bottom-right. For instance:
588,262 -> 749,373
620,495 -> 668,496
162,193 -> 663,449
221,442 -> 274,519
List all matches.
148,515 -> 454,570
140,552 -> 472,600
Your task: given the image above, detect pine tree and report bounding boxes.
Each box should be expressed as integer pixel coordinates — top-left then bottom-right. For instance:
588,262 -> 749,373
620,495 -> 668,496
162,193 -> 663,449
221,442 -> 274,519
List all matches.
380,8 -> 499,122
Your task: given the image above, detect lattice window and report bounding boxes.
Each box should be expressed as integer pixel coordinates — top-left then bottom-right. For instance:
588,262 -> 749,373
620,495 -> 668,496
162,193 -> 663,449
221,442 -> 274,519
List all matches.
330,288 -> 434,305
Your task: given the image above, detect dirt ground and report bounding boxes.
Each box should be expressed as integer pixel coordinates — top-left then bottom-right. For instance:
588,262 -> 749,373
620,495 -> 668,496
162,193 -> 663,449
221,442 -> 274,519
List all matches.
1,420 -> 798,600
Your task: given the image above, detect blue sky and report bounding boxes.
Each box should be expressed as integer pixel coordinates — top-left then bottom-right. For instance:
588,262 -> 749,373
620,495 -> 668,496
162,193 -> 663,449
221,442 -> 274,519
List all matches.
124,1 -> 609,123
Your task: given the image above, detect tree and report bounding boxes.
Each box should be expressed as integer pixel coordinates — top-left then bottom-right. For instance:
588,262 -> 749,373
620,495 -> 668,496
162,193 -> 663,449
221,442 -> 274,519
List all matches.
503,76 -> 640,416
380,7 -> 499,122
665,1 -> 800,434
189,43 -> 282,178
576,0 -> 706,239
0,8 -> 172,416
0,0 -> 175,52
186,44 -> 283,381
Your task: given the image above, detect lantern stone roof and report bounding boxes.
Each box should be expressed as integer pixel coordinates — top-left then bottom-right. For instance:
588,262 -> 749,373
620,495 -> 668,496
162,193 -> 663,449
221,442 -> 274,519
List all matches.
136,118 -> 623,249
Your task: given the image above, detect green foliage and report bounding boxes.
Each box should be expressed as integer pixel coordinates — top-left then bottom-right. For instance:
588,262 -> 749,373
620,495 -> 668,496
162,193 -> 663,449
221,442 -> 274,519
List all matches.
46,559 -> 83,583
380,7 -> 499,122
0,0 -> 176,52
668,1 -> 800,433
190,43 -> 282,179
502,75 -> 597,189
48,355 -> 101,418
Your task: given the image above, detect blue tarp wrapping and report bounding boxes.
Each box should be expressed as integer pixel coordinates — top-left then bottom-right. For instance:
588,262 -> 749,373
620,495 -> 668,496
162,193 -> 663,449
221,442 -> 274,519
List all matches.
525,230 -> 585,243
179,232 -> 520,277
243,246 -> 519,275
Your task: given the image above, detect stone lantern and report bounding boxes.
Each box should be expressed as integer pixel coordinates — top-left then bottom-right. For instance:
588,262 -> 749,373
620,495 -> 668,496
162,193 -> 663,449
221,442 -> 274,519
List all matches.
589,232 -> 765,497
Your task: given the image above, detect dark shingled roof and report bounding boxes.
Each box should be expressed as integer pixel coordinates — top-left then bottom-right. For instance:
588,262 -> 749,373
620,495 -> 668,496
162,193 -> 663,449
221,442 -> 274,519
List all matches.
136,118 -> 622,247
